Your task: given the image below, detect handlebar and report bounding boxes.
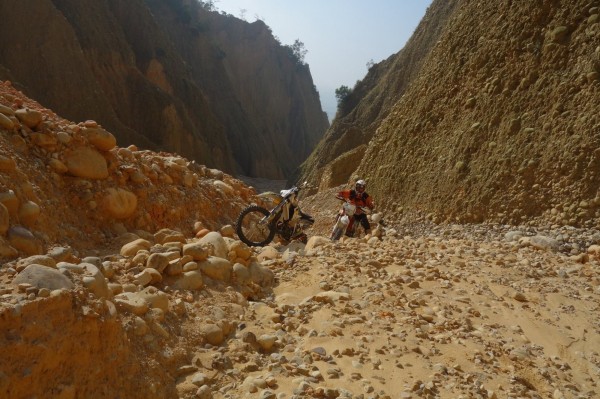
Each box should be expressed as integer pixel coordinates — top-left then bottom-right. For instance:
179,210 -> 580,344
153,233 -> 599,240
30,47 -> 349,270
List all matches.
296,181 -> 314,190
335,196 -> 373,213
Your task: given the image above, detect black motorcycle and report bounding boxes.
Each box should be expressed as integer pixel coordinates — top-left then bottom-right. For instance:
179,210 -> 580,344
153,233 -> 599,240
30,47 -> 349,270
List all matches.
235,183 -> 314,246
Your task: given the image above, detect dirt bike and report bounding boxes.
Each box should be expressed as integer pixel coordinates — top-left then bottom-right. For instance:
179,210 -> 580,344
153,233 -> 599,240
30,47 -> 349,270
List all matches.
235,183 -> 314,247
330,196 -> 371,240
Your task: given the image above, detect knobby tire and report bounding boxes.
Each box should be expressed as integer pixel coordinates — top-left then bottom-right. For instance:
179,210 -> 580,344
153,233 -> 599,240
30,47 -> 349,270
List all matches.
235,205 -> 276,247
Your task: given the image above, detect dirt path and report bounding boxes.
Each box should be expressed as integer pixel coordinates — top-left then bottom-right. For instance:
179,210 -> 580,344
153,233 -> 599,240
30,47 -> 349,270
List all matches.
220,227 -> 600,399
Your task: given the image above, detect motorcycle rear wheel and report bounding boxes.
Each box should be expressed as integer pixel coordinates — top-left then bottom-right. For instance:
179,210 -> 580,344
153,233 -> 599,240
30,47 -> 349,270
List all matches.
235,205 -> 276,246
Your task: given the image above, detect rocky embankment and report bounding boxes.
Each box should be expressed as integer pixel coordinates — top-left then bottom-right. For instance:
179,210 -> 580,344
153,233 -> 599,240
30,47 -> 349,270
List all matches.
0,80 -> 254,258
0,225 -> 277,398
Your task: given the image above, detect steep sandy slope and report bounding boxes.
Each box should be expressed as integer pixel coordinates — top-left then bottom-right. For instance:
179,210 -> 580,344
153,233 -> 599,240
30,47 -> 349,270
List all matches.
301,0 -> 600,228
358,0 -> 600,226
296,0 -> 459,190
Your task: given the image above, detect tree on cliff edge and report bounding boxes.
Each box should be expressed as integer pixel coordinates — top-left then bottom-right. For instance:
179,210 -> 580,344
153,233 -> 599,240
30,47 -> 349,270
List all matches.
286,39 -> 308,65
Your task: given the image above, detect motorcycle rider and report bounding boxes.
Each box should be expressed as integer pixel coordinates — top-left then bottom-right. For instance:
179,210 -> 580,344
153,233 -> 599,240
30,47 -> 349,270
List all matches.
336,179 -> 375,236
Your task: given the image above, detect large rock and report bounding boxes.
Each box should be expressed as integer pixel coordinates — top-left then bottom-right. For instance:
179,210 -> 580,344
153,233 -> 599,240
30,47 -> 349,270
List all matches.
114,292 -> 150,316
248,262 -> 274,287
120,238 -> 152,257
14,108 -> 42,128
134,268 -> 162,286
228,240 -> 252,260
82,127 -> 117,151
146,253 -> 170,273
14,264 -> 74,290
18,200 -> 40,226
232,263 -> 250,284
257,246 -> 279,262
0,190 -> 19,216
154,228 -> 186,244
199,323 -> 224,346
305,236 -> 330,252
16,255 -> 57,270
198,256 -> 232,282
0,155 -> 16,172
172,271 -> 204,291
47,246 -> 74,262
0,113 -> 14,130
7,226 -> 42,255
0,237 -> 18,258
137,286 -> 169,312
0,104 -> 14,116
64,146 -> 108,179
81,262 -> 110,298
182,242 -> 209,261
256,334 -> 278,351
48,159 -> 68,174
102,188 -> 137,219
199,232 -> 228,259
520,235 -> 560,252
213,180 -> 234,195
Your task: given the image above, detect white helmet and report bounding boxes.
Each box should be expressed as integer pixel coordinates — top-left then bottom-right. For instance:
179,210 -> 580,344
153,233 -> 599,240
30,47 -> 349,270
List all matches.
355,179 -> 366,191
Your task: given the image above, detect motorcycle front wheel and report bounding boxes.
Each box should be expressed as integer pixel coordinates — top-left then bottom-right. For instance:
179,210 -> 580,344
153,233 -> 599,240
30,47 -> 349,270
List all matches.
235,205 -> 276,246
331,226 -> 344,241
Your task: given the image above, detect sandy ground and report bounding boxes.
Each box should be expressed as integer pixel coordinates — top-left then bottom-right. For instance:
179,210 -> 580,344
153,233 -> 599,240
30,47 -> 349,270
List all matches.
5,203 -> 600,399
217,222 -> 600,399
160,185 -> 600,399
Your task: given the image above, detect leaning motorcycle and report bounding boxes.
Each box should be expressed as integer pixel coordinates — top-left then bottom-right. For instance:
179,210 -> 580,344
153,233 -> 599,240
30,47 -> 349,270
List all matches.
331,197 -> 385,240
330,197 -> 371,240
235,183 -> 314,247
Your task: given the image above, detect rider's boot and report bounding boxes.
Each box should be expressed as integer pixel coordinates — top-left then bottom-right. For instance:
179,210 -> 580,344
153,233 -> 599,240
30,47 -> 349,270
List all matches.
345,219 -> 355,237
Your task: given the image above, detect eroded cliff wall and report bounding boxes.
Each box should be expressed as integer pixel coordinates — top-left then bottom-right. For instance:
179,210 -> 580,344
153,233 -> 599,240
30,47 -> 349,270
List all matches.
296,0 -> 459,189
0,0 -> 328,179
303,0 -> 600,227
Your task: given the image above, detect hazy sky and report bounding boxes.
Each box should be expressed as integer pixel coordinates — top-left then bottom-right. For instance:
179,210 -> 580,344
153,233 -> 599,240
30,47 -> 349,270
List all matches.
214,0 -> 432,121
